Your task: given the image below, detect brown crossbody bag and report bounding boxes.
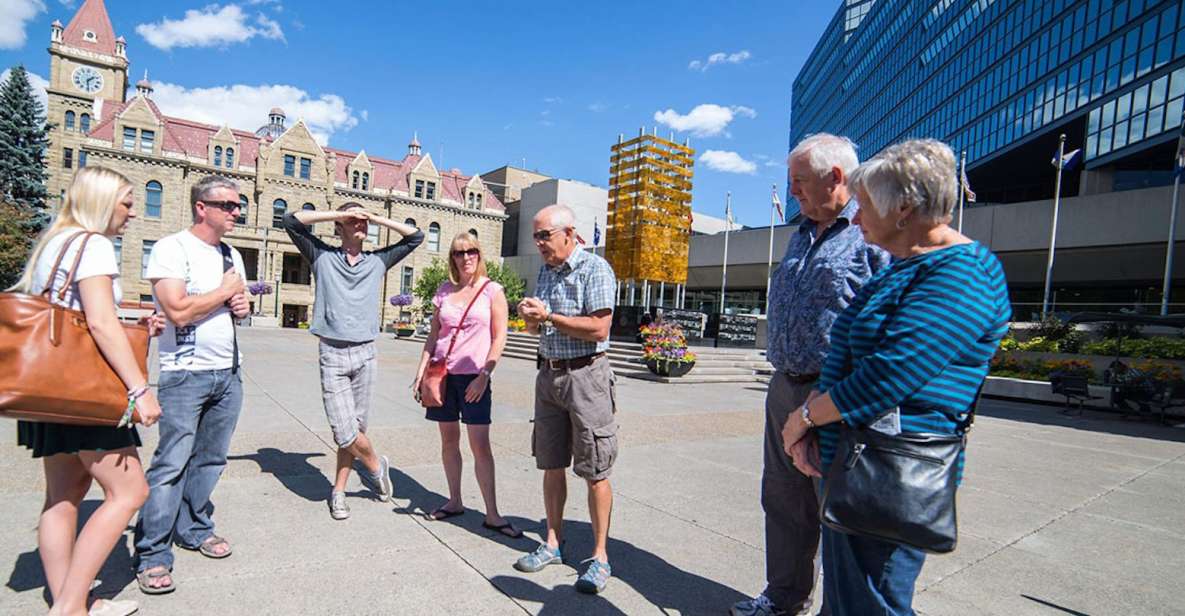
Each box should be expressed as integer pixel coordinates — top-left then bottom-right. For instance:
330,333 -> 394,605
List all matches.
0,231 -> 149,425
419,280 -> 491,408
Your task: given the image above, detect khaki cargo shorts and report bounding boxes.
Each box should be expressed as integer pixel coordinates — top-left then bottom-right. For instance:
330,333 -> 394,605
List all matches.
532,355 -> 618,481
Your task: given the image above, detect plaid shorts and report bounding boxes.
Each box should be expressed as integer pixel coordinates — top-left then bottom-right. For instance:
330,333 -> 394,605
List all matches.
318,339 -> 376,448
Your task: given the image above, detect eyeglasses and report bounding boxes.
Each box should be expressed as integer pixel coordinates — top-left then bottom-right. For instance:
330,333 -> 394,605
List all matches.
532,226 -> 569,242
201,200 -> 242,213
451,248 -> 481,258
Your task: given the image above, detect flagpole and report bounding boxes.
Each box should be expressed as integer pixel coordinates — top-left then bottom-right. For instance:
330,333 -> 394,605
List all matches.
957,150 -> 967,233
1041,134 -> 1066,319
765,184 -> 776,315
1161,123 -> 1185,315
721,191 -> 731,315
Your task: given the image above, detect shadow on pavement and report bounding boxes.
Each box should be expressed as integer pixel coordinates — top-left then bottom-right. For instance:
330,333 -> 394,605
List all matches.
5,500 -> 137,607
227,447 -> 329,501
978,398 -> 1185,443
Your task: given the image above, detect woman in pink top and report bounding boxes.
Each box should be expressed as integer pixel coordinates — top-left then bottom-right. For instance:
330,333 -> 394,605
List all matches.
414,232 -> 520,537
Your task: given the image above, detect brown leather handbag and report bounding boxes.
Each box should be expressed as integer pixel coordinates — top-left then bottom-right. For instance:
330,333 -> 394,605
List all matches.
0,231 -> 149,426
419,280 -> 491,408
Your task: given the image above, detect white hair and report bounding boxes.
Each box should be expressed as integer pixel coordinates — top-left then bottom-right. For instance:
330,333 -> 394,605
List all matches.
538,204 -> 576,228
848,138 -> 958,223
788,133 -> 859,178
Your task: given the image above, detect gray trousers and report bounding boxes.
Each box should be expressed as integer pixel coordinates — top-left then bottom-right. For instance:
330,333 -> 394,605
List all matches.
761,371 -> 824,614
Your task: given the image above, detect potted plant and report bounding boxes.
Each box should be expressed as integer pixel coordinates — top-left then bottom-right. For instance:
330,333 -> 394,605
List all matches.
641,322 -> 697,377
247,281 -> 273,316
389,293 -> 416,337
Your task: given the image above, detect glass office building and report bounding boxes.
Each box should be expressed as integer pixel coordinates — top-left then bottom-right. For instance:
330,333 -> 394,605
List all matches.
790,0 -> 1185,313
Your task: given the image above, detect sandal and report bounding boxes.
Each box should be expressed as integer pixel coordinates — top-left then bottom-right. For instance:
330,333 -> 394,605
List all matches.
425,507 -> 464,521
136,566 -> 175,595
180,534 -> 233,559
483,520 -> 524,539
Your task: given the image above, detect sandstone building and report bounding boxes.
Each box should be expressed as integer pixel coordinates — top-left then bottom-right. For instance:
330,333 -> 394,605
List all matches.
43,0 -> 506,327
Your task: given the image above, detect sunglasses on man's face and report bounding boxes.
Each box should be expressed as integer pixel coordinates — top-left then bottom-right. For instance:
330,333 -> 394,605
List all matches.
532,226 -> 569,242
451,248 -> 480,258
201,200 -> 242,213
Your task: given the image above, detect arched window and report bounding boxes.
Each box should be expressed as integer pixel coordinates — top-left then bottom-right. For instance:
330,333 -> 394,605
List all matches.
428,222 -> 441,252
404,218 -> 416,228
64,111 -> 75,131
145,181 -> 162,218
272,198 -> 287,229
237,194 -> 249,225
352,171 -> 359,189
213,146 -> 222,167
361,172 -> 369,191
475,193 -> 482,209
302,203 -> 315,211
79,113 -> 90,132
226,147 -> 234,168
468,228 -> 478,240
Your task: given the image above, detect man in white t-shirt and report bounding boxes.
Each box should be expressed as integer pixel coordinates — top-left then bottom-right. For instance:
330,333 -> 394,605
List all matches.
134,176 -> 250,596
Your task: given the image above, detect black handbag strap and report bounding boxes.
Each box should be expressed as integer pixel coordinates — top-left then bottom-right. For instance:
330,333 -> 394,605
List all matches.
957,381 -> 987,435
218,243 -> 239,374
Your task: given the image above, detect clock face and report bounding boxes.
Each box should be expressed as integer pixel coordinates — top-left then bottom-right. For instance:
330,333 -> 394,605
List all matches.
71,66 -> 103,94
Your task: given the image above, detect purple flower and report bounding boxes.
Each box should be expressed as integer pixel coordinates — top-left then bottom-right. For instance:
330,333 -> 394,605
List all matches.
248,281 -> 273,295
389,293 -> 414,307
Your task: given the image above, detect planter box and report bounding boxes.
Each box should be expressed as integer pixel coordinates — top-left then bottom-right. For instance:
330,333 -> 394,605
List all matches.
250,315 -> 279,328
983,376 -> 1112,409
646,358 -> 695,377
1003,351 -> 1185,374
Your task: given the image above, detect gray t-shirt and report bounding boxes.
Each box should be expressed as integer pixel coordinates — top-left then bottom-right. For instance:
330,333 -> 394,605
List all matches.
283,212 -> 423,343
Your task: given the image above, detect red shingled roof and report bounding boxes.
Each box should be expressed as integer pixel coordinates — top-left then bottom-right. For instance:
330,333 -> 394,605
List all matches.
62,0 -> 118,57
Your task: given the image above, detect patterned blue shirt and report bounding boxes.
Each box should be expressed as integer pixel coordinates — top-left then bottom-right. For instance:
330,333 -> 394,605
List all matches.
767,201 -> 890,374
535,248 -> 616,359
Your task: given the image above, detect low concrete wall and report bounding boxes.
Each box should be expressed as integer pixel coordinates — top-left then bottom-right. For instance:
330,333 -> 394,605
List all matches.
983,376 -> 1112,409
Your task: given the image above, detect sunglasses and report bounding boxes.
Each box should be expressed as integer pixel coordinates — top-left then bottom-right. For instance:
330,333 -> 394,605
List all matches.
532,226 -> 569,242
201,200 -> 242,213
451,248 -> 480,258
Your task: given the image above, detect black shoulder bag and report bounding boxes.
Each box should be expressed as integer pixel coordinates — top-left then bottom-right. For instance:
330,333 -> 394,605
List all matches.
819,384 -> 983,554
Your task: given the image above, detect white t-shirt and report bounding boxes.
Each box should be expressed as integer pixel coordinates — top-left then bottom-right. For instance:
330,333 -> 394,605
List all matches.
31,228 -> 121,311
145,229 -> 246,371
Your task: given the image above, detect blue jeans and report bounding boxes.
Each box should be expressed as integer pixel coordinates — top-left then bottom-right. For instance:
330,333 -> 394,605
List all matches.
134,368 -> 243,572
820,526 -> 926,616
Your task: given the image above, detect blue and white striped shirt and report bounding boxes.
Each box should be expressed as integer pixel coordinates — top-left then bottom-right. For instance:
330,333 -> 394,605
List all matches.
816,242 -> 1011,475
535,249 -> 616,359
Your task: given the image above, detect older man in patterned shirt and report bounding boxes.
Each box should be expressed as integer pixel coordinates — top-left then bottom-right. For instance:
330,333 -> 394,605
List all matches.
513,204 -> 619,595
732,134 -> 890,616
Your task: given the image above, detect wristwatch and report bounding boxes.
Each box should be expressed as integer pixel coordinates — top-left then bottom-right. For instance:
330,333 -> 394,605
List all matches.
801,401 -> 816,428
479,368 -> 492,378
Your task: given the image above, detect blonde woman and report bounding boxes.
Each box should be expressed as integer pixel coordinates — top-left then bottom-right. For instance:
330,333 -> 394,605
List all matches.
413,232 -> 520,537
11,166 -> 163,616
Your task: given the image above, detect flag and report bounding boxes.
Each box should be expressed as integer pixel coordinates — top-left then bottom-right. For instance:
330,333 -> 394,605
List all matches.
1051,147 -> 1083,171
593,221 -> 601,246
772,187 -> 785,222
725,201 -> 734,231
1175,119 -> 1185,177
959,162 -> 976,203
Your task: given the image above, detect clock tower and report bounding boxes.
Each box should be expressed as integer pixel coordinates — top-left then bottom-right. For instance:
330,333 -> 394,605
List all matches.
46,0 -> 129,202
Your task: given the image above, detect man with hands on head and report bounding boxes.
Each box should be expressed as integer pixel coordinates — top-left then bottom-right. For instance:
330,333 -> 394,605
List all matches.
284,202 -> 423,520
135,176 -> 252,595
513,204 -> 620,595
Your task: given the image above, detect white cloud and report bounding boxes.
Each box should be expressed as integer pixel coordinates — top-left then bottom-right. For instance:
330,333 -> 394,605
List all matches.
653,103 -> 757,137
688,50 -> 752,72
699,150 -> 757,174
587,102 -> 608,113
58,0 -> 75,7
135,4 -> 285,51
149,82 -> 357,145
1,67 -> 49,111
543,96 -> 563,104
0,0 -> 46,49
360,109 -> 368,122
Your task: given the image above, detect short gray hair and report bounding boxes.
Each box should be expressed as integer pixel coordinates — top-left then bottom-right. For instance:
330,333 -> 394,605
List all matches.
848,139 -> 957,224
788,133 -> 859,178
191,175 -> 239,220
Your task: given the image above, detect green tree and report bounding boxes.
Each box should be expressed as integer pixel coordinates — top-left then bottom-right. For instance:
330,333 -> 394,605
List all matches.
0,65 -> 50,229
0,201 -> 34,289
411,257 -> 528,316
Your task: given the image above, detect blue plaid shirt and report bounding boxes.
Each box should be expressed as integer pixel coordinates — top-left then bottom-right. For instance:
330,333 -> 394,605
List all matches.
766,200 -> 890,374
535,249 -> 616,359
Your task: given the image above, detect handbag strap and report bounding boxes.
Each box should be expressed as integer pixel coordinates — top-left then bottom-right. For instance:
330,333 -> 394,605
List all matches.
218,243 -> 239,374
44,230 -> 95,302
957,381 -> 986,435
440,279 -> 492,363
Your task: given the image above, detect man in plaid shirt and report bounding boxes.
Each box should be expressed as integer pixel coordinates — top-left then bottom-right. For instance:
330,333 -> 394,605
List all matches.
513,204 -> 618,595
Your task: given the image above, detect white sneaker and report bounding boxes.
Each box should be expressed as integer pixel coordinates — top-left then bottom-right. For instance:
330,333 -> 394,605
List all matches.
89,598 -> 139,616
329,491 -> 350,520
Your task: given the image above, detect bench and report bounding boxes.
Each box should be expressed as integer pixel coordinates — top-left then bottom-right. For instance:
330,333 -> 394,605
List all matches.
1050,373 -> 1102,416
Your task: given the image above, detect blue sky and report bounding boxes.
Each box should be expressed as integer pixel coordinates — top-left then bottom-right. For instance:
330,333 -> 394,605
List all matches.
2,0 -> 837,227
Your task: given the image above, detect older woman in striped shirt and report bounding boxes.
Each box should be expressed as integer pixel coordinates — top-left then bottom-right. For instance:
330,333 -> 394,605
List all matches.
778,138 -> 1011,615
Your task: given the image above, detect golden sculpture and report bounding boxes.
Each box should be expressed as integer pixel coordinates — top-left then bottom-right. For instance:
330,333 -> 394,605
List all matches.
606,132 -> 695,284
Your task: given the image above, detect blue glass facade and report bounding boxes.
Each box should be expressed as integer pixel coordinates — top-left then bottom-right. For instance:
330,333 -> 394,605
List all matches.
790,0 -> 1185,213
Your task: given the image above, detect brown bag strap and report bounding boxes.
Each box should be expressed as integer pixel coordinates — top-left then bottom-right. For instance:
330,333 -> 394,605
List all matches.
441,279 -> 492,363
42,230 -> 93,300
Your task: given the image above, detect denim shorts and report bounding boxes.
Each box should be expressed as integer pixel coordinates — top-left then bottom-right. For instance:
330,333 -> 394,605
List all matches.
425,373 -> 492,425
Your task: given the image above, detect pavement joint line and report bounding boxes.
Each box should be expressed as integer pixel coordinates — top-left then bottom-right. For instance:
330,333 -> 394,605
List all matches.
612,489 -> 763,553
1075,509 -> 1185,542
1005,431 -> 1185,461
242,368 -> 338,453
918,449 -> 1185,595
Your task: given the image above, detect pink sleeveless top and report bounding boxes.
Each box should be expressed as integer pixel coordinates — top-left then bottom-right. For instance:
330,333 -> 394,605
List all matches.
431,279 -> 502,374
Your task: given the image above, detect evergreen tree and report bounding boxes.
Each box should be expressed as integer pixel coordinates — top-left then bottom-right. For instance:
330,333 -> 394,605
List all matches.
0,65 -> 51,228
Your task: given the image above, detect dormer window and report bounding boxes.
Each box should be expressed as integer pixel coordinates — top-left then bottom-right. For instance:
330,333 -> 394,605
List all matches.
414,179 -> 424,198
214,146 -> 223,167
425,182 -> 436,201
226,147 -> 234,168
476,193 -> 482,209
352,171 -> 359,189
361,172 -> 369,191
140,130 -> 154,154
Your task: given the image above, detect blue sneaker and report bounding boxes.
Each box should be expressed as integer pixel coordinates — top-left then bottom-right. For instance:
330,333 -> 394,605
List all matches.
574,559 -> 611,594
513,543 -> 563,572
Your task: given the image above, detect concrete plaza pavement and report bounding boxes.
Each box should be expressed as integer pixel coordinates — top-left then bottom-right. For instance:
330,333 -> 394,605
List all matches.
2,327 -> 1184,615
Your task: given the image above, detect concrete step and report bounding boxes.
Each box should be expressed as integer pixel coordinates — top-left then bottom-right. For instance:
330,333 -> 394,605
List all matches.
621,372 -> 769,384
